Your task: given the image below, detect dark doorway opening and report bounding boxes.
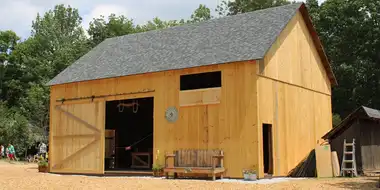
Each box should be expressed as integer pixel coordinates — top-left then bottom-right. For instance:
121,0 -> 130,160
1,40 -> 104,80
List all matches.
105,97 -> 154,172
263,123 -> 273,175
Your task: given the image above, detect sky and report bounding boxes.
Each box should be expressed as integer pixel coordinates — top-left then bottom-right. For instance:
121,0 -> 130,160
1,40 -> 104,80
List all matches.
0,0 -> 325,40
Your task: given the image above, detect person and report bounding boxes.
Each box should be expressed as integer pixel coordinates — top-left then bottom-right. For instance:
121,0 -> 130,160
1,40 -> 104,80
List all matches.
38,142 -> 47,159
7,143 -> 15,161
5,146 -> 9,160
0,144 -> 4,159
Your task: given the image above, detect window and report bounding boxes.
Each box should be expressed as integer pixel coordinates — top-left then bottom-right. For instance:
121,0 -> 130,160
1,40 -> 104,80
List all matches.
180,71 -> 221,91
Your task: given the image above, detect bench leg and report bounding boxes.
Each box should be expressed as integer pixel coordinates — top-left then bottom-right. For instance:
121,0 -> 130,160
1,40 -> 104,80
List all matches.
212,173 -> 216,181
165,172 -> 169,179
174,172 -> 178,179
220,173 -> 223,180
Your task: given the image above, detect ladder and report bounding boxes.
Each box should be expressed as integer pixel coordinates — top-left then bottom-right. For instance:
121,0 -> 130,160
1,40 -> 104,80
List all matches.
340,138 -> 358,177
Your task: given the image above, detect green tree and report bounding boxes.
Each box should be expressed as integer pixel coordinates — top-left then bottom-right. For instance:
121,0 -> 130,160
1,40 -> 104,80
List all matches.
190,4 -> 212,23
7,4 -> 90,143
0,30 -> 19,64
0,31 -> 20,100
216,0 -> 292,16
30,4 -> 89,79
136,17 -> 186,32
88,14 -> 136,47
88,4 -> 213,46
0,102 -> 42,157
308,0 -> 380,117
332,114 -> 342,127
305,0 -> 320,22
19,84 -> 50,140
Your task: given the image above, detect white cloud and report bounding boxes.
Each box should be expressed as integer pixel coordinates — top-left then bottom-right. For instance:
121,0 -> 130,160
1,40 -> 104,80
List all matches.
0,0 -> 41,39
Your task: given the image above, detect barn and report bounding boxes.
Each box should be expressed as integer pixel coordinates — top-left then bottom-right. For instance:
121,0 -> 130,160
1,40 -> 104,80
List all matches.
322,106 -> 380,175
47,3 -> 336,179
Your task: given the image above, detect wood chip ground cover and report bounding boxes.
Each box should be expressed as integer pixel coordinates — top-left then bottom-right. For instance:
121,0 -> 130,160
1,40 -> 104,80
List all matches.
0,162 -> 378,189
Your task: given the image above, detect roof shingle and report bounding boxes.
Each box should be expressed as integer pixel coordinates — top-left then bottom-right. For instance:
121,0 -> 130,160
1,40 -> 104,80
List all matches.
47,3 -> 307,86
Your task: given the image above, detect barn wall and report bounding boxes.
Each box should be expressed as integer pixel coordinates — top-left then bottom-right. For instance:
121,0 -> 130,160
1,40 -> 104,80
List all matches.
261,11 -> 331,95
50,61 -> 258,178
329,120 -> 362,172
359,119 -> 380,172
256,10 -> 333,177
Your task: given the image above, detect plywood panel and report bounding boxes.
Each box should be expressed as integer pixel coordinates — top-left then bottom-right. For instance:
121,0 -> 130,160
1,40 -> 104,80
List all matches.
262,11 -> 331,95
331,151 -> 340,177
50,61 -> 258,178
50,102 -> 105,174
315,144 -> 333,178
179,87 -> 221,107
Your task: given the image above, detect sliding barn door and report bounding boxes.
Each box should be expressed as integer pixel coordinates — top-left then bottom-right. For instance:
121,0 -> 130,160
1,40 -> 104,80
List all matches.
50,102 -> 105,174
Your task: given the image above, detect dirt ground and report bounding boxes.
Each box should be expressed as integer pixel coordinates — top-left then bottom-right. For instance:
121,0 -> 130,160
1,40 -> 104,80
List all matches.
0,161 -> 378,190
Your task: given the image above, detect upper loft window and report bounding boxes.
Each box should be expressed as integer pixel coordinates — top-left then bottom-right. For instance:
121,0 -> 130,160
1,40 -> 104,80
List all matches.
180,71 -> 222,91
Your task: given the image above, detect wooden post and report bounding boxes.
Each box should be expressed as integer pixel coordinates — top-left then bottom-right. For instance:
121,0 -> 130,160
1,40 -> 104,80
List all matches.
212,157 -> 216,181
220,151 -> 224,179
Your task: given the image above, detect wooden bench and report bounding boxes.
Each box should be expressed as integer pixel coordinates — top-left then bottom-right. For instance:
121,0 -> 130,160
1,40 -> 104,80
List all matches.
163,149 -> 225,181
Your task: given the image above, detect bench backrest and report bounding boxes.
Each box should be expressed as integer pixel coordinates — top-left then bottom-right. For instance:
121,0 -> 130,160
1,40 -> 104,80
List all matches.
173,149 -> 223,167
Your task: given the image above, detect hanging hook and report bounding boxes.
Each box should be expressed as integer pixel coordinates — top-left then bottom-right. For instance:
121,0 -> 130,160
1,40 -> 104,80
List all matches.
133,100 -> 139,113
118,100 -> 124,112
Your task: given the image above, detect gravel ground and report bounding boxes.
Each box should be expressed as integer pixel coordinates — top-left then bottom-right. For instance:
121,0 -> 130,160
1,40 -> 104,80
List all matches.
0,161 -> 378,190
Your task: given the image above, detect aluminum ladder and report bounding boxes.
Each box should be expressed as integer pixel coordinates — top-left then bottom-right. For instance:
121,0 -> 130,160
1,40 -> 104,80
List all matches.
340,138 -> 358,177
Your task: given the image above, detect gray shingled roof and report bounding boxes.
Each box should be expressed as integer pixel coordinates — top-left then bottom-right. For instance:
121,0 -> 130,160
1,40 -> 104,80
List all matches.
362,106 -> 380,119
48,3 -> 304,86
322,106 -> 380,139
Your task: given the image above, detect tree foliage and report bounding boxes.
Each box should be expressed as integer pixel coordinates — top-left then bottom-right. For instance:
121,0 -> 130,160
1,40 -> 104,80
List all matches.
306,0 -> 380,117
88,14 -> 136,47
0,1 -> 379,154
332,114 -> 342,127
216,0 -> 380,120
216,0 -> 292,16
190,4 -> 212,22
30,4 -> 89,80
0,31 -> 20,101
87,4 -> 212,47
0,3 -> 213,156
0,102 -> 43,157
0,4 -> 91,155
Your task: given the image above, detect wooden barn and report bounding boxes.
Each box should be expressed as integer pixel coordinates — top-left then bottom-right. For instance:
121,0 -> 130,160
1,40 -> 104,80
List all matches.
322,106 -> 380,175
47,3 -> 336,179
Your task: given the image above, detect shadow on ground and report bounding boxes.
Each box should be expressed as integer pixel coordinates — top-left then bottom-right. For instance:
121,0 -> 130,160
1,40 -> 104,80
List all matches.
326,178 -> 379,189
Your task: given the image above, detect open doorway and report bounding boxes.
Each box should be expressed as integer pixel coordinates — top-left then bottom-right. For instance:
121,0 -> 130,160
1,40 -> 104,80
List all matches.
105,97 -> 154,171
262,123 -> 273,175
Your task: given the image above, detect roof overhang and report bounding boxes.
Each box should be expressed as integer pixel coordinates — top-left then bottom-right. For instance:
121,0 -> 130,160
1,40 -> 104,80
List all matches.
322,106 -> 380,140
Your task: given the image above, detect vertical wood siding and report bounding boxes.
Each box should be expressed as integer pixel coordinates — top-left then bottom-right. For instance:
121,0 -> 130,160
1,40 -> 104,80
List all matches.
50,61 -> 258,178
256,11 -> 333,177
